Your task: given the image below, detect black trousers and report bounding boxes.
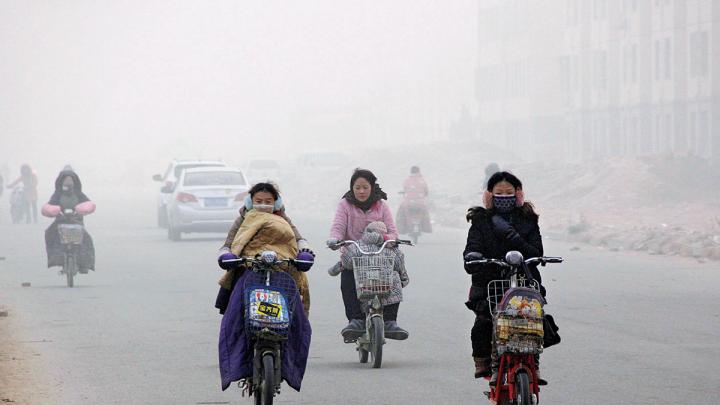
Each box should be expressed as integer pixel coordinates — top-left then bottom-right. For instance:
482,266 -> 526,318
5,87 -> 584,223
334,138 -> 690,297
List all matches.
340,269 -> 399,322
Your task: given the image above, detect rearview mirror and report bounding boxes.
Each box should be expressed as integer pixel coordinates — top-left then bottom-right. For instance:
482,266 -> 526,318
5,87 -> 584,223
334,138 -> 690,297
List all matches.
152,174 -> 163,182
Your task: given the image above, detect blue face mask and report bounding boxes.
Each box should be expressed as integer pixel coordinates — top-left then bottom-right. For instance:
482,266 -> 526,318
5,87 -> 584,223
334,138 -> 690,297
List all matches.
493,195 -> 517,213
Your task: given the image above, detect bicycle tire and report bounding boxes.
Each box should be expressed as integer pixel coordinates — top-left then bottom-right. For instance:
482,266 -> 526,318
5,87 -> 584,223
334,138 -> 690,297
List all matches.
515,372 -> 532,405
261,354 -> 275,405
65,255 -> 75,288
371,316 -> 384,368
358,347 -> 369,363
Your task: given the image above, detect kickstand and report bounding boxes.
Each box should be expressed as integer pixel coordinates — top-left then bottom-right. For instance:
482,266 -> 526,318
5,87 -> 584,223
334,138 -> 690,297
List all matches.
238,379 -> 252,397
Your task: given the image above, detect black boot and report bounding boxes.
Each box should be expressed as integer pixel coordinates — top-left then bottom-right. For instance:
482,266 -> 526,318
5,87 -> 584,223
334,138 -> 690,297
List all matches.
384,321 -> 409,340
341,319 -> 365,342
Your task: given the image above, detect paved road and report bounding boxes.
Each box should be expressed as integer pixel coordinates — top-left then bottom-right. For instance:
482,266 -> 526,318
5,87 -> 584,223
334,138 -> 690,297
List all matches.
1,206 -> 719,404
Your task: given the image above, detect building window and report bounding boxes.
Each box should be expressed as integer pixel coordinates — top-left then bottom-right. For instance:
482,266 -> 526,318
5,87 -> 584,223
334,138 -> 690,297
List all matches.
690,31 -> 709,78
663,38 -> 672,79
595,50 -> 607,89
567,0 -> 579,26
654,40 -> 661,80
594,0 -> 607,20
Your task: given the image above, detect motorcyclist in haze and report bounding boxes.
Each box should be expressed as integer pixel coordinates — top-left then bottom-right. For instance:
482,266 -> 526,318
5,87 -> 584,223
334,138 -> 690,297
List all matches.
7,164 -> 39,224
463,171 -> 548,385
328,221 -> 410,340
41,170 -> 96,273
327,168 -> 408,340
216,182 -> 314,316
216,182 -> 313,393
396,165 -> 432,236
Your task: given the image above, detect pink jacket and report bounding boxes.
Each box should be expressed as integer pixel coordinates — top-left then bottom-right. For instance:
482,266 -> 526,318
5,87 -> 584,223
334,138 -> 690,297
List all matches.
330,199 -> 398,241
42,201 -> 96,217
403,174 -> 429,201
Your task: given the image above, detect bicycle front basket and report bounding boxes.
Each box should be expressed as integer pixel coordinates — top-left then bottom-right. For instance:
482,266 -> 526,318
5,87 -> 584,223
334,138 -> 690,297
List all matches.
352,255 -> 394,299
244,270 -> 297,339
58,224 -> 84,245
494,287 -> 545,355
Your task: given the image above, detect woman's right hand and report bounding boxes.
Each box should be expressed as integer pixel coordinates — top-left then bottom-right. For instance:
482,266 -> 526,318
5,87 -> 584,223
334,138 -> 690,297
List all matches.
326,239 -> 341,251
217,252 -> 238,270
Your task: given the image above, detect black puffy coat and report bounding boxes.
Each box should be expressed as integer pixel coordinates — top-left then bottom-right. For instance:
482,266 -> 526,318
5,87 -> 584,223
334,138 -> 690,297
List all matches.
463,206 -> 544,312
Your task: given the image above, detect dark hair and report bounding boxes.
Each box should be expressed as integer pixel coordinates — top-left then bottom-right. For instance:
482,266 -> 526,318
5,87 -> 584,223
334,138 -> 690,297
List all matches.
350,168 -> 377,189
486,171 -> 522,192
249,182 -> 279,200
485,171 -> 538,218
410,166 -> 420,174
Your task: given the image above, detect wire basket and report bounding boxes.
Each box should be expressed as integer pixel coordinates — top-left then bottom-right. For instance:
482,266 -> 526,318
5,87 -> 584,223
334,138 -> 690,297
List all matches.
487,278 -> 540,317
352,255 -> 394,300
494,315 -> 544,355
58,224 -> 84,245
244,269 -> 298,339
489,280 -> 545,355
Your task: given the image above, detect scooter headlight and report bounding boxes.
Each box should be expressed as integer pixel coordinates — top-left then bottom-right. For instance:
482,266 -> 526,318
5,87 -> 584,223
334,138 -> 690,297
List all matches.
260,250 -> 278,264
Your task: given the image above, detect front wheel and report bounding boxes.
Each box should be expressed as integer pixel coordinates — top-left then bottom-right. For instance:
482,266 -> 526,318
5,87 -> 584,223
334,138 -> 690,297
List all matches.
65,254 -> 75,288
515,372 -> 532,405
259,354 -> 275,405
370,316 -> 384,369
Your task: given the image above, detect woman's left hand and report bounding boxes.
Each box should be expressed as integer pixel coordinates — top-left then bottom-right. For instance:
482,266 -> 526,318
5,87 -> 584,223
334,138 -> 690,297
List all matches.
491,215 -> 517,239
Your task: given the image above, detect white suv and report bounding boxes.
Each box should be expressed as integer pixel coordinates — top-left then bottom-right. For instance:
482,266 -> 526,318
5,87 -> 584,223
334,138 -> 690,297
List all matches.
152,160 -> 226,228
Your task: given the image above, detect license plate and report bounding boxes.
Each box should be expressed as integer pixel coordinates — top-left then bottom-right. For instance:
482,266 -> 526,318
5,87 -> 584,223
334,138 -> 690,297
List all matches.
204,198 -> 228,207
248,289 -> 289,323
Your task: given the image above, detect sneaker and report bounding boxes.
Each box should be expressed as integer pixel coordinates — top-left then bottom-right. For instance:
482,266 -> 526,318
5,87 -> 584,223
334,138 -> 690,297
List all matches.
341,319 -> 365,341
536,370 -> 547,386
384,321 -> 409,340
473,357 -> 491,379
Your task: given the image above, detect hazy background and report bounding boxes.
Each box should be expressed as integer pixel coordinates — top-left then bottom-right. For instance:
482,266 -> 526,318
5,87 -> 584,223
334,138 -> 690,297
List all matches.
1,0 -> 476,186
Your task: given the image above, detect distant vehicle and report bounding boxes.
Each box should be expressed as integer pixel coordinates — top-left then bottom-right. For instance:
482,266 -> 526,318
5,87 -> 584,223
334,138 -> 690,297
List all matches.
153,160 -> 227,228
165,167 -> 249,241
245,159 -> 283,184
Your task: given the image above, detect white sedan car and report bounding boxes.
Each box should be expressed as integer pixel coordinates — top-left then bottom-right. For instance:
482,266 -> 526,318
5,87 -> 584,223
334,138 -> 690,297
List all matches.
166,167 -> 249,241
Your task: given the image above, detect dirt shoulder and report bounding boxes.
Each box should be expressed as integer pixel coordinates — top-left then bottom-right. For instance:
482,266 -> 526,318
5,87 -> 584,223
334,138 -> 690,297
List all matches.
0,305 -> 53,405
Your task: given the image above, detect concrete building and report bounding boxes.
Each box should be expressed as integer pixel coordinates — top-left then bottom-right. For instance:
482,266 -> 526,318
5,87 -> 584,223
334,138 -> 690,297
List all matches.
475,0 -> 719,165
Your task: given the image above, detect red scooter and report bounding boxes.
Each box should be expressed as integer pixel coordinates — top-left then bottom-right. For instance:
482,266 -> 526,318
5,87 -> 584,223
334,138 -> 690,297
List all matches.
465,251 -> 563,405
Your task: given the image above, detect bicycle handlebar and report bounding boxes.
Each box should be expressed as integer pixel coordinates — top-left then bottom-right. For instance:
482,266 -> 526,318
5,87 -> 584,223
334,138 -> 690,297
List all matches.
464,256 -> 564,268
328,239 -> 413,255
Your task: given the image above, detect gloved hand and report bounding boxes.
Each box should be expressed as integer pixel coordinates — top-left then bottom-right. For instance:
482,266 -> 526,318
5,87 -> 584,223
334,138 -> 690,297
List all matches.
401,277 -> 410,288
463,251 -> 484,274
327,261 -> 343,276
295,251 -> 315,272
491,215 -> 518,239
297,239 -> 315,257
326,239 -> 341,251
218,252 -> 238,270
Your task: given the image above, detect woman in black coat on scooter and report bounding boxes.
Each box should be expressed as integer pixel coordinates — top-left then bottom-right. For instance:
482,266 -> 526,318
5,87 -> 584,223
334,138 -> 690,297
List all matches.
463,171 -> 544,382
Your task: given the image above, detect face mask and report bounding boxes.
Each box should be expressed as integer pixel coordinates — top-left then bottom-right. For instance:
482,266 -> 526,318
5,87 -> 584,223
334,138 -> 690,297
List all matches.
62,185 -> 73,193
493,195 -> 517,213
253,204 -> 274,213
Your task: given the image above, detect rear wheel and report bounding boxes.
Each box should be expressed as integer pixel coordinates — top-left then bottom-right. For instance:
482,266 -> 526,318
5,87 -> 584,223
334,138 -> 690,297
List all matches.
65,255 -> 75,288
410,232 -> 420,245
515,372 -> 532,405
167,226 -> 181,241
260,354 -> 275,405
370,316 -> 384,368
358,347 -> 369,363
157,206 -> 168,228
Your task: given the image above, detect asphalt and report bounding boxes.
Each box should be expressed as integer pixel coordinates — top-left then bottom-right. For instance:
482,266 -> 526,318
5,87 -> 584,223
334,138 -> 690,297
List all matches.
0,203 -> 719,404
